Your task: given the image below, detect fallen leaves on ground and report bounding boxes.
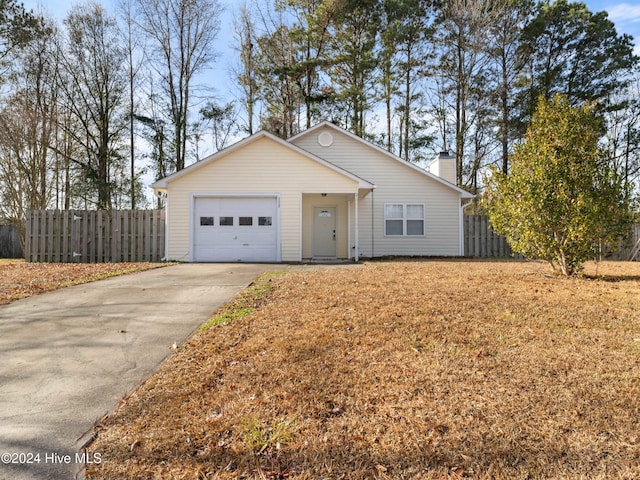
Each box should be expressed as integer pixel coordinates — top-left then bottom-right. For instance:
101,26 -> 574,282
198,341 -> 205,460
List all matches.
86,260 -> 640,479
0,261 -> 164,305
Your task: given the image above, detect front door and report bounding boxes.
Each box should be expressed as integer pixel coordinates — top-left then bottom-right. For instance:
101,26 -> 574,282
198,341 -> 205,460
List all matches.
313,207 -> 336,258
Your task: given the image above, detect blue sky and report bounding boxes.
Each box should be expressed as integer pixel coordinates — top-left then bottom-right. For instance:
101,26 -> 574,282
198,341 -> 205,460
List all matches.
22,0 -> 640,101
22,0 -> 640,55
23,0 -> 640,51
593,1 -> 640,54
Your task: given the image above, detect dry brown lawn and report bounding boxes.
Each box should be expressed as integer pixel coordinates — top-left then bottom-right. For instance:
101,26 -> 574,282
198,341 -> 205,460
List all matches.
0,260 -> 163,305
86,260 -> 640,480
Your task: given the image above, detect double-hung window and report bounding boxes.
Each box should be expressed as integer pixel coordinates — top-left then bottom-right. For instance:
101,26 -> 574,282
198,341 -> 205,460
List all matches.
384,203 -> 425,236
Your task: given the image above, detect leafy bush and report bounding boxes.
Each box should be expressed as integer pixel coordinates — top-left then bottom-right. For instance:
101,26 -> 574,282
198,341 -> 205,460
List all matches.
486,95 -> 635,276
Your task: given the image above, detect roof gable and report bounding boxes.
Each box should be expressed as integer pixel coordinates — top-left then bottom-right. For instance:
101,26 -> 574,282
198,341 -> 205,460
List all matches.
151,130 -> 375,190
289,121 -> 474,199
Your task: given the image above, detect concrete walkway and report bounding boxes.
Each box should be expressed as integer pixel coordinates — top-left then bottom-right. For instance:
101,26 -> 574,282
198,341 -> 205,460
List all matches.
0,263 -> 268,480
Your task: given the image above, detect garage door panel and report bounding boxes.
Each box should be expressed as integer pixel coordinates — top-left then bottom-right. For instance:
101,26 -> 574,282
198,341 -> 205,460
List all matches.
194,245 -> 276,262
193,197 -> 278,262
195,220 -> 275,245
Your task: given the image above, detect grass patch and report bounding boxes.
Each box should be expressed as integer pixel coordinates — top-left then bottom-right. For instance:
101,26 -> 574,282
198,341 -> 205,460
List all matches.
201,307 -> 256,330
87,261 -> 640,479
243,417 -> 297,454
199,272 -> 281,331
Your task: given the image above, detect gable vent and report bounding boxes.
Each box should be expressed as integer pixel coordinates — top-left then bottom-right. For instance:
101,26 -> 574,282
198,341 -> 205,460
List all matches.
318,131 -> 334,147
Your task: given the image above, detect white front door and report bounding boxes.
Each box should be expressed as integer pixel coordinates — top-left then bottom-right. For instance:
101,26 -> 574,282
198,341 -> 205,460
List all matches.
193,196 -> 278,262
313,206 -> 336,258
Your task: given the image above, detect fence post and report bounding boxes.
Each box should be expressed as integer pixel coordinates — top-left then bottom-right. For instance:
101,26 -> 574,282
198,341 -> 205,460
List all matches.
465,215 -> 470,257
158,210 -> 166,261
137,210 -> 143,262
25,212 -> 32,261
52,210 -> 59,262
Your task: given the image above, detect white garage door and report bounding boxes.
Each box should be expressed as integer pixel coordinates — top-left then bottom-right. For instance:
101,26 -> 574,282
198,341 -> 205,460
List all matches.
193,196 -> 278,262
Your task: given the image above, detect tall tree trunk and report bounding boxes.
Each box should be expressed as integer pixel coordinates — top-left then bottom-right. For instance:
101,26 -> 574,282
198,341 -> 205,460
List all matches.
403,49 -> 411,161
501,50 -> 509,174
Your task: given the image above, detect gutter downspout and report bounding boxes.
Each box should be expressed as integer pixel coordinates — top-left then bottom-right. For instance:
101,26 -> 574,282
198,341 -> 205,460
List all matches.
157,191 -> 169,261
460,199 -> 474,256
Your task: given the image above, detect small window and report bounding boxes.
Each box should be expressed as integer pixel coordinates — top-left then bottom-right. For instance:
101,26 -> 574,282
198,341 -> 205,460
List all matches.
385,204 -> 404,236
385,204 -> 403,219
258,216 -> 272,226
239,216 -> 253,226
406,204 -> 424,236
384,203 -> 425,236
220,216 -> 234,226
386,220 -> 403,235
407,220 -> 424,235
200,216 -> 214,226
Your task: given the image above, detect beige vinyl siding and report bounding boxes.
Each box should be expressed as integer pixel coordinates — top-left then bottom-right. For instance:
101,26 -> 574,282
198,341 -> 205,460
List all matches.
293,127 -> 462,256
165,136 -> 359,262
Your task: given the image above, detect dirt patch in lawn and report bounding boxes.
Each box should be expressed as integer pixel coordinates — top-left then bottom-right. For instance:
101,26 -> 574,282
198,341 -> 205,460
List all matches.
86,260 -> 640,479
0,261 -> 164,305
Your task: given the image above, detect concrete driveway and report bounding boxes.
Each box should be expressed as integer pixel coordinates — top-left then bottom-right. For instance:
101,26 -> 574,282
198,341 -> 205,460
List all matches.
0,263 -> 268,480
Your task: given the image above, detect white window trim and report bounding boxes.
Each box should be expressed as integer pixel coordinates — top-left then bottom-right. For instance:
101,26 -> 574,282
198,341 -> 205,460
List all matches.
384,203 -> 425,237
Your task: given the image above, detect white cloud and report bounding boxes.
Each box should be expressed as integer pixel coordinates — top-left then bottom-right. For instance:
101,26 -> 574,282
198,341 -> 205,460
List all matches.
607,3 -> 640,23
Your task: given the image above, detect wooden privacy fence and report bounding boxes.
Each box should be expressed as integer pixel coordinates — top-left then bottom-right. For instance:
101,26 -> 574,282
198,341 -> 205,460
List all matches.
632,224 -> 640,261
464,215 -> 522,258
25,210 -> 165,263
464,215 -> 640,261
0,225 -> 23,258
607,223 -> 640,261
22,211 -> 638,263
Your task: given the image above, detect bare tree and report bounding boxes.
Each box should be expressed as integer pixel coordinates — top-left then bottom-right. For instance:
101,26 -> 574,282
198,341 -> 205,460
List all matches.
603,76 -> 640,192
255,19 -> 304,138
135,81 -> 173,205
380,0 -> 435,161
58,2 -> 128,209
118,0 -> 145,208
200,100 -> 238,152
134,0 -> 222,172
232,5 -> 258,135
436,0 -> 503,187
487,0 -> 533,174
0,18 -> 57,243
